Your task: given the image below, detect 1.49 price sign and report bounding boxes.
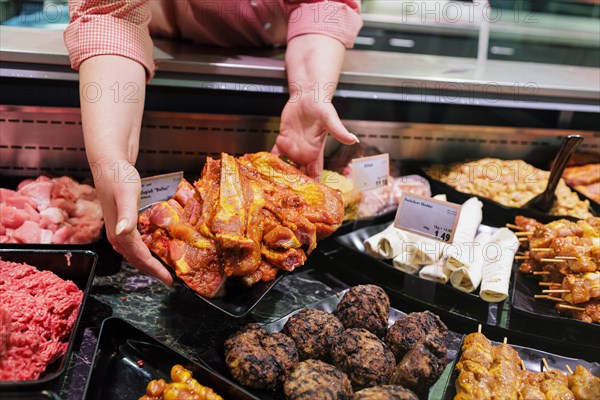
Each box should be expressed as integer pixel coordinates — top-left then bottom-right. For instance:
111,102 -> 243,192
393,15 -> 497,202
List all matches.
394,193 -> 462,243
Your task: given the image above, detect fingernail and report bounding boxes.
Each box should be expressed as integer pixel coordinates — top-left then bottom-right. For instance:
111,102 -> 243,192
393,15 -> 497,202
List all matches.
115,218 -> 128,235
350,133 -> 360,143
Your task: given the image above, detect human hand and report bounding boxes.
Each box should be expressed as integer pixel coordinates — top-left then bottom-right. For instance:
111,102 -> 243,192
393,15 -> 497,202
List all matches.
92,159 -> 173,286
272,97 -> 359,179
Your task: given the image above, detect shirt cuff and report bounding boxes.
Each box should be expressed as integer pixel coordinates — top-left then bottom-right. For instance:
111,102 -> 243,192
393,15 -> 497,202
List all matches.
64,15 -> 155,80
286,2 -> 363,48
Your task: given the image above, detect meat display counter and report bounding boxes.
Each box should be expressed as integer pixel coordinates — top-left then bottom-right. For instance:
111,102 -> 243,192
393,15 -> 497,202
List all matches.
1,25 -> 599,400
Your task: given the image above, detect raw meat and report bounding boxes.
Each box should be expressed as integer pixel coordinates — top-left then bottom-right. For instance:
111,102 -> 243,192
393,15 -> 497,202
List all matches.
0,176 -> 102,244
138,152 -> 344,298
0,260 -> 83,381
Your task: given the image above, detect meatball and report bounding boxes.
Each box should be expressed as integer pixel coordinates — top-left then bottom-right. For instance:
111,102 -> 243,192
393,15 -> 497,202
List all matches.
390,334 -> 448,396
335,285 -> 390,337
331,328 -> 395,389
224,323 -> 298,390
353,385 -> 418,400
384,311 -> 448,362
283,359 -> 353,400
282,309 -> 344,361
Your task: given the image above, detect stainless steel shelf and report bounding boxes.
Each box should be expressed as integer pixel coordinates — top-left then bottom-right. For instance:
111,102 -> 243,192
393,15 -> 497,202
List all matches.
1,26 -> 599,106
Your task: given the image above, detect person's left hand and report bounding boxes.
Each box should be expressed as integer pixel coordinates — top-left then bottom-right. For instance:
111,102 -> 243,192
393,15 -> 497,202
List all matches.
272,96 -> 359,179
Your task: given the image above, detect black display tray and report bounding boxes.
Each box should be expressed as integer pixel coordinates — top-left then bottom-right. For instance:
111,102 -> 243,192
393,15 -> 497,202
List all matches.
83,317 -> 258,400
154,253 -> 286,318
0,391 -> 61,400
199,290 -> 464,400
442,336 -> 600,399
0,249 -> 97,389
333,223 -> 499,324
510,270 -> 599,346
418,165 -> 598,226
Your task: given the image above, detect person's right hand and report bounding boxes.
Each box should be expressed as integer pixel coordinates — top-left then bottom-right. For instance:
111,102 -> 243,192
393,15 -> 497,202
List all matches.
92,159 -> 173,287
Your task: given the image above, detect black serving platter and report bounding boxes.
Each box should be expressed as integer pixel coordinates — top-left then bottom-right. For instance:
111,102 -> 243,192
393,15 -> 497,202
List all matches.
333,223 -> 500,324
442,336 -> 600,399
0,391 -> 61,400
199,289 -> 464,400
510,270 -> 600,346
83,317 -> 258,400
418,165 -> 598,226
153,253 -> 286,318
0,249 -> 97,389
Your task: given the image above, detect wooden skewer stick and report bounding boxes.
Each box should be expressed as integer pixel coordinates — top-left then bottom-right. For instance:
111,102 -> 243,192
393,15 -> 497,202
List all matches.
521,360 -> 526,371
539,282 -> 557,287
516,251 -> 526,256
515,255 -> 529,260
566,365 -> 573,375
540,258 -> 566,263
557,304 -> 586,311
556,256 -> 577,260
533,271 -> 551,275
542,358 -> 551,372
519,238 -> 529,242
503,337 -> 508,344
534,295 -> 564,302
477,324 -> 482,334
515,232 -> 533,237
506,223 -> 524,231
542,289 -> 570,294
531,248 -> 553,252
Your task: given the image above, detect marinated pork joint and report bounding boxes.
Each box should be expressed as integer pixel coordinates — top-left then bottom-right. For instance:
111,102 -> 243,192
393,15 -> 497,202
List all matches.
281,308 -> 345,361
283,359 -> 353,400
224,323 -> 298,390
138,152 -> 344,298
335,284 -> 390,337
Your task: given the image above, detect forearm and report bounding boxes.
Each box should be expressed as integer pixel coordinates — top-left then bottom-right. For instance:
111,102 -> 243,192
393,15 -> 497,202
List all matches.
285,34 -> 345,102
79,55 -> 146,165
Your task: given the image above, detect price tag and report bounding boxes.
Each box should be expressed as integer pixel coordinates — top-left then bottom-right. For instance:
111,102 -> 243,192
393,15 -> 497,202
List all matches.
139,171 -> 183,210
394,193 -> 462,243
352,154 -> 390,191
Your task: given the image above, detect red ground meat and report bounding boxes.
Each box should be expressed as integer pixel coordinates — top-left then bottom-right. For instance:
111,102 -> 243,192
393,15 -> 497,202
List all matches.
0,306 -> 10,358
0,260 -> 83,381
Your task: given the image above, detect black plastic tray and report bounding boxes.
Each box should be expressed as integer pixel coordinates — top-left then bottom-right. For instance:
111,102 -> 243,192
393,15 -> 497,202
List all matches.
510,270 -> 600,346
0,391 -> 61,400
199,290 -> 464,400
442,336 -> 600,399
0,249 -> 97,388
419,165 -> 598,225
154,253 -> 286,318
333,223 -> 500,324
83,317 -> 258,400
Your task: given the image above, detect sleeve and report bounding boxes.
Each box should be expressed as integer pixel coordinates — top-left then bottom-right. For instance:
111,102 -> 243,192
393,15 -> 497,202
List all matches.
284,0 -> 363,48
63,0 -> 155,79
